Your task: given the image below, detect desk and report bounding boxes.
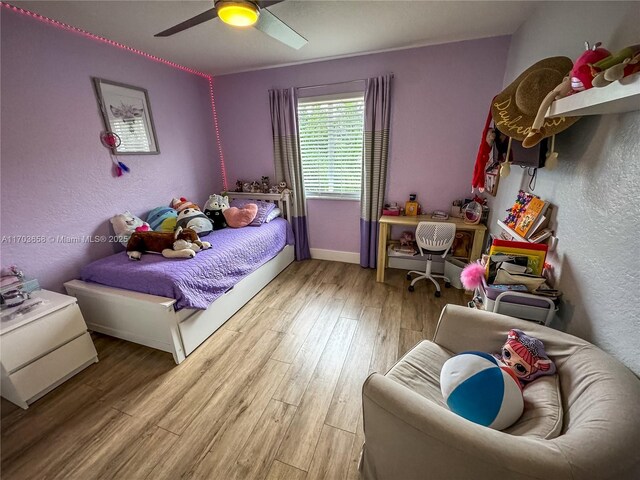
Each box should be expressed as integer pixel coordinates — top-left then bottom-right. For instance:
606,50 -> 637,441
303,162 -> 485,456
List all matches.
376,215 -> 487,283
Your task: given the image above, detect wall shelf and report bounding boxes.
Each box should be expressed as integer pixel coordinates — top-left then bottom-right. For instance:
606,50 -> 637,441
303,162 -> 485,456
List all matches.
547,72 -> 640,118
496,220 -> 529,242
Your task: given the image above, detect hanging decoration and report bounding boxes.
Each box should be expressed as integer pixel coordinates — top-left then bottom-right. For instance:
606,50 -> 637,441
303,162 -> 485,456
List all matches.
100,131 -> 130,177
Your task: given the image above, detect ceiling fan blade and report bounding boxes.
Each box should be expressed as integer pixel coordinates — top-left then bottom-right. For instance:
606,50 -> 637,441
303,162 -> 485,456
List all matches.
254,8 -> 307,50
154,7 -> 218,37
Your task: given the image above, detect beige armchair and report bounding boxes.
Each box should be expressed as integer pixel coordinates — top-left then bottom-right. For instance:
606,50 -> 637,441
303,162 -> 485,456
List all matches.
361,305 -> 640,480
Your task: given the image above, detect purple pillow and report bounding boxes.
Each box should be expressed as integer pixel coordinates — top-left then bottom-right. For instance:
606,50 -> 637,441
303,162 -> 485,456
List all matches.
229,199 -> 276,226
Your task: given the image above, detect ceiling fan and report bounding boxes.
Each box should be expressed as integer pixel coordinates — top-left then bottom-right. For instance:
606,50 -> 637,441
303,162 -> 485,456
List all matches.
155,0 -> 308,50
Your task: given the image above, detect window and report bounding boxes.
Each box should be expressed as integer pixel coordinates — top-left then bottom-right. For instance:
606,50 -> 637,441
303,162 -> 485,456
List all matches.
297,92 -> 365,199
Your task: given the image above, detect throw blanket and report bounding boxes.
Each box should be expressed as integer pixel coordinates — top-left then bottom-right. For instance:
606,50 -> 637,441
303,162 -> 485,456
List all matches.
81,218 -> 294,310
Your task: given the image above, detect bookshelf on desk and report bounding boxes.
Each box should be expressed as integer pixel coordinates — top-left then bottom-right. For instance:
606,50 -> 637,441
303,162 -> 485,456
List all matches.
376,214 -> 487,283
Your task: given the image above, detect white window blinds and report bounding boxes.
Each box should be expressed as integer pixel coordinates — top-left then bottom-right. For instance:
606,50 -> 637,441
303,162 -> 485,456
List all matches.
297,93 -> 365,199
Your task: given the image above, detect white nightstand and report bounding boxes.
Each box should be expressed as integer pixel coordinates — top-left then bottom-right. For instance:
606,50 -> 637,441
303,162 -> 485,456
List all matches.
1,290 -> 98,409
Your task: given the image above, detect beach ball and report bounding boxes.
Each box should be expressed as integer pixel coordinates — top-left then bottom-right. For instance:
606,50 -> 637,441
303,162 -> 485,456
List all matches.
440,351 -> 524,430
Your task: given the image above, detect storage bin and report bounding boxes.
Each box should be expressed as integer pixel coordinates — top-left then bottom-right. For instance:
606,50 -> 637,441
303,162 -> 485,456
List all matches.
444,257 -> 466,289
387,247 -> 444,273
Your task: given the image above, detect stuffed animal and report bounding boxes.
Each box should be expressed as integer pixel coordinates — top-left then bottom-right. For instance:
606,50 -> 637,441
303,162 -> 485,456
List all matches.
250,181 -> 261,193
591,44 -> 640,87
570,42 -> 612,92
235,180 -> 244,192
261,176 -> 270,193
126,227 -> 211,260
203,194 -> 229,230
269,185 -> 279,194
170,197 -> 200,213
146,206 -> 178,232
277,181 -> 292,196
494,329 -> 556,385
176,208 -> 213,236
400,231 -> 414,247
242,182 -> 251,193
110,211 -> 151,246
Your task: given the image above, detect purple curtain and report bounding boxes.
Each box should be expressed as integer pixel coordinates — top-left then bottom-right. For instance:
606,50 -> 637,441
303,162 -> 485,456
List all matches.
269,88 -> 311,260
360,75 -> 393,268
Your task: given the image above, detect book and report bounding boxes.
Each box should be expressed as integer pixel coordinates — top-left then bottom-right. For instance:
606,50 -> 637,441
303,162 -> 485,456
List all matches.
529,228 -> 553,243
514,197 -> 549,237
489,239 -> 548,276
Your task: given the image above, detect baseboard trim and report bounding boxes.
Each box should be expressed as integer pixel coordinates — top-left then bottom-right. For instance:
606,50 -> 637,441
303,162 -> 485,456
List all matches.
310,248 -> 360,264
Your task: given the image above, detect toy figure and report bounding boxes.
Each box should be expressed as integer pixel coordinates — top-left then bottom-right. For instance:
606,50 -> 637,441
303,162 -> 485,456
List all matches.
570,42 -> 612,92
235,180 -> 244,192
242,182 -> 251,193
495,329 -> 556,384
250,181 -> 261,193
400,231 -> 414,247
261,176 -> 270,193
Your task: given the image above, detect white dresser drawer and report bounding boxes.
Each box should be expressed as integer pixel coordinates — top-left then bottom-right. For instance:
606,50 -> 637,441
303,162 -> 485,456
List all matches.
10,332 -> 97,403
1,303 -> 88,373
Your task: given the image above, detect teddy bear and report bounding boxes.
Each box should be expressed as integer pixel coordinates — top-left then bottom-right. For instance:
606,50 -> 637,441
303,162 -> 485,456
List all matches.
126,227 -> 211,260
203,194 -> 229,231
277,181 -> 291,196
176,208 -> 213,237
269,185 -> 279,194
110,211 -> 151,246
261,176 -> 270,193
250,181 -> 261,193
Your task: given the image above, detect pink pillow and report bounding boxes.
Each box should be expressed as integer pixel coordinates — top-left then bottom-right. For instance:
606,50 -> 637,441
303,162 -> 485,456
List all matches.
223,204 -> 258,228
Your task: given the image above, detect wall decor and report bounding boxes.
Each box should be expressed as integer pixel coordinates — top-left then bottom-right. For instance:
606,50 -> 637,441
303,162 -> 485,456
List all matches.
93,78 -> 159,154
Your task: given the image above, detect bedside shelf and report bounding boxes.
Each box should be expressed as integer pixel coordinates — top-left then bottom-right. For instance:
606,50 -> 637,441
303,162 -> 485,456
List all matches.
547,72 -> 640,117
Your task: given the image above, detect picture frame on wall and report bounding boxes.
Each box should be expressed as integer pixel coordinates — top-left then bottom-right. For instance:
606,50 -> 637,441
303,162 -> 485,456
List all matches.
92,78 -> 159,154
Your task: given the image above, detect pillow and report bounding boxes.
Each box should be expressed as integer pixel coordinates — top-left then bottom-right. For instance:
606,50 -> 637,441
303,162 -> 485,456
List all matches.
230,199 -> 276,226
223,204 -> 258,228
504,374 -> 563,439
265,207 -> 281,223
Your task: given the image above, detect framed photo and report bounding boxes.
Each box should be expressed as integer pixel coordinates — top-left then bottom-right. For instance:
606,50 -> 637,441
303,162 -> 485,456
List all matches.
93,78 -> 159,154
485,169 -> 500,197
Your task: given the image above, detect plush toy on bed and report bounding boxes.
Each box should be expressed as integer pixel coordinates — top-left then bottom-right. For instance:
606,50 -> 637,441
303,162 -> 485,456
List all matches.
170,197 -> 200,213
494,329 -> 556,385
126,226 -> 211,260
176,207 -> 213,237
146,206 -> 178,232
203,194 -> 229,230
110,211 -> 151,246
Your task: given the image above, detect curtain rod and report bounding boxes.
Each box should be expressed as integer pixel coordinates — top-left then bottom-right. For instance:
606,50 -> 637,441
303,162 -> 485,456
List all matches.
296,73 -> 393,91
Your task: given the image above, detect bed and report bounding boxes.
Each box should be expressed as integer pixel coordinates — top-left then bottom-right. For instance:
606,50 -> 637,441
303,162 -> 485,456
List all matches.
64,192 -> 294,364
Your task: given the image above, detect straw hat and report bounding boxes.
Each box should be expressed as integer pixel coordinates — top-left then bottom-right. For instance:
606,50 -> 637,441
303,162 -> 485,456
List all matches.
491,56 -> 580,141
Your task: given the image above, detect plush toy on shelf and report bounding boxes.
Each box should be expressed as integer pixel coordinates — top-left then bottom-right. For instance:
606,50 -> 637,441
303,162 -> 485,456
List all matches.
250,181 -> 261,193
277,181 -> 292,196
235,180 -> 244,192
261,176 -> 270,193
591,44 -> 640,87
203,194 -> 230,231
242,182 -> 251,193
126,226 -> 211,260
110,211 -> 151,246
176,207 -> 213,237
570,41 -> 612,92
269,185 -> 280,194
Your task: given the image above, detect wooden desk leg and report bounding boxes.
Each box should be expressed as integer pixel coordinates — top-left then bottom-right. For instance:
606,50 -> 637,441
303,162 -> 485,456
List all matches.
470,230 -> 485,261
376,222 -> 388,283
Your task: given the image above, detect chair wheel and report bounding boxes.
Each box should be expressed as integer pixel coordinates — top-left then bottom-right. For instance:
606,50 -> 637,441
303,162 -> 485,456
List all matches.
435,290 -> 441,298
408,285 -> 415,292
406,273 -> 412,280
445,282 -> 451,288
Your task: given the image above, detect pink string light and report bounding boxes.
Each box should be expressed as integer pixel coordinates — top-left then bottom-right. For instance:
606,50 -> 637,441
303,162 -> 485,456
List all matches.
1,1 -> 228,189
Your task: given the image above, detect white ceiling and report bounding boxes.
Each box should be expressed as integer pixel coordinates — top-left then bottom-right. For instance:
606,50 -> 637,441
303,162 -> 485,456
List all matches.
12,1 -> 537,76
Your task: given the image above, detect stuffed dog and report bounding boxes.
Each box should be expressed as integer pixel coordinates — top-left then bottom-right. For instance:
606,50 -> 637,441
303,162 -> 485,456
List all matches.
126,227 -> 211,260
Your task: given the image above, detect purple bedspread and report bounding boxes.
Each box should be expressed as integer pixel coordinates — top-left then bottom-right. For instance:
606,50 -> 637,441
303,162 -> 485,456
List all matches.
81,218 -> 294,310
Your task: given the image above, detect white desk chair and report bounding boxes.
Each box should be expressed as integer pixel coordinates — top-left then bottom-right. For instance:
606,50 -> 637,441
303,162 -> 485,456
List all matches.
407,222 -> 457,297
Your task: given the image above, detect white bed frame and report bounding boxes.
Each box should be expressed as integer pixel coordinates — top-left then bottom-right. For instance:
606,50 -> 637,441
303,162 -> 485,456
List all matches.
64,192 -> 294,364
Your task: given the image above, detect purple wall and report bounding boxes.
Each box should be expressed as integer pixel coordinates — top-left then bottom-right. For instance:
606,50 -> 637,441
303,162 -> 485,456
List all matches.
214,36 -> 510,253
0,11 -> 218,291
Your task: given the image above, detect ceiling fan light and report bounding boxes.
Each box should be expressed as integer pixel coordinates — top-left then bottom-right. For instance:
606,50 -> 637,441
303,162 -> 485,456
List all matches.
217,2 -> 259,27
